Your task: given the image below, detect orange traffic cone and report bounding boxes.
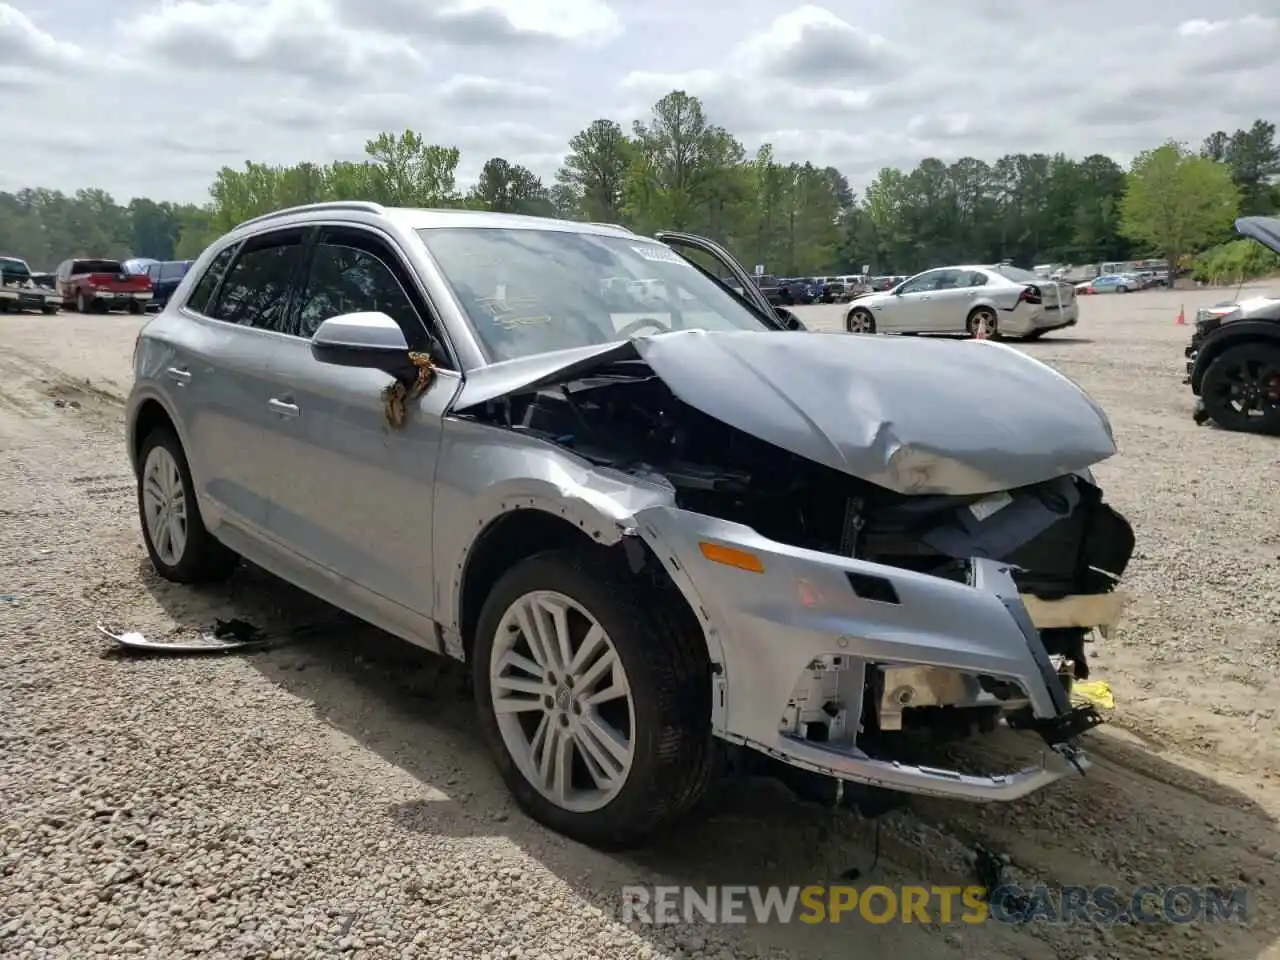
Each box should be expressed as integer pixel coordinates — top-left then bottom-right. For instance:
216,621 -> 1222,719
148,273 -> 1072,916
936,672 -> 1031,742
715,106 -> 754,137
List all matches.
1175,305 -> 1186,326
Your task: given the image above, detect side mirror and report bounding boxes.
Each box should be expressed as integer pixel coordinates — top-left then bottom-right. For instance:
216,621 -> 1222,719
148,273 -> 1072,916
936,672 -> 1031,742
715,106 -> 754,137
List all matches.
311,311 -> 415,379
775,307 -> 806,330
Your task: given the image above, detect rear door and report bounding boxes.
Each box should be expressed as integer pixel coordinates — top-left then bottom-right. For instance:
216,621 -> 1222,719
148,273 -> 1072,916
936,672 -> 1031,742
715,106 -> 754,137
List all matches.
178,229 -> 311,537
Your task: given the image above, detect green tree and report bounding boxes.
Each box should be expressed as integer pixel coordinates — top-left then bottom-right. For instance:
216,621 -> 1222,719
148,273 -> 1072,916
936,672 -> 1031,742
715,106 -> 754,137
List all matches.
1120,142 -> 1240,273
468,157 -> 554,216
555,119 -> 633,223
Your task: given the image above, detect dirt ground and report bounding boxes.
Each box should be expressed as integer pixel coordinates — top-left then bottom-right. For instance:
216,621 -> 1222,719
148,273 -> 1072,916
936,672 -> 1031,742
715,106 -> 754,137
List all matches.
1,285 -> 1278,960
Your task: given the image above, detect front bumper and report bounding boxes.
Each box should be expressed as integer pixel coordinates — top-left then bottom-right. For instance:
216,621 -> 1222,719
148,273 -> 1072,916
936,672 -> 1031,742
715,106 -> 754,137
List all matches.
633,506 -> 1120,801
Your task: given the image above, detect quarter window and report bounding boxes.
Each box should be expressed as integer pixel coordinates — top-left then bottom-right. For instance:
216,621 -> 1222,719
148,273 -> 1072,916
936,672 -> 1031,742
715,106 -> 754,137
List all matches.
186,247 -> 236,315
294,241 -> 419,340
207,234 -> 305,333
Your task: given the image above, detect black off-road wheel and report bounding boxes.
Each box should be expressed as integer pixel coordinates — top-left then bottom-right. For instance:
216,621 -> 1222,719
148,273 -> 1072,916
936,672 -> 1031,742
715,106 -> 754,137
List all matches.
136,426 -> 240,583
472,547 -> 714,849
1200,342 -> 1280,436
846,307 -> 876,334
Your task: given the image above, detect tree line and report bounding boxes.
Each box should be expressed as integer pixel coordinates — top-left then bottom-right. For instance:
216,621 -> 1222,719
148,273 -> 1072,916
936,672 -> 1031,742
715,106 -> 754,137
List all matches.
2,91 -> 1276,279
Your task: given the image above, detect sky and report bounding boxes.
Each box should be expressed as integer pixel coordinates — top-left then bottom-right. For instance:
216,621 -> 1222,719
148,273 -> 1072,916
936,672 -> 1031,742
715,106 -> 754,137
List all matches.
1,0 -> 1278,205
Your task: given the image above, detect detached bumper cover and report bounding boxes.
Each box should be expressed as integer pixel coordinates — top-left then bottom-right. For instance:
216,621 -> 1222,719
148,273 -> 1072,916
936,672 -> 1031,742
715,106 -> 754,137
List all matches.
634,506 -> 1111,801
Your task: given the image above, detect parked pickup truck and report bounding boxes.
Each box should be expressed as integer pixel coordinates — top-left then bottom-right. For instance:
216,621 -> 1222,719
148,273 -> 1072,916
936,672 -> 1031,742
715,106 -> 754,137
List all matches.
55,258 -> 153,314
0,256 -> 61,314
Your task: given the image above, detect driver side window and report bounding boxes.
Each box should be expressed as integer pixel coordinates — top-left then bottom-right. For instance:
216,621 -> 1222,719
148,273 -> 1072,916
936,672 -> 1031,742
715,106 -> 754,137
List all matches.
899,272 -> 936,295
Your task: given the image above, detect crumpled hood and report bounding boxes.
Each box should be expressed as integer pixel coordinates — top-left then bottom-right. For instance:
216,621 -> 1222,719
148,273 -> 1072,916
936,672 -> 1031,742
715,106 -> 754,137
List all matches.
453,329 -> 1118,496
1236,215 -> 1280,256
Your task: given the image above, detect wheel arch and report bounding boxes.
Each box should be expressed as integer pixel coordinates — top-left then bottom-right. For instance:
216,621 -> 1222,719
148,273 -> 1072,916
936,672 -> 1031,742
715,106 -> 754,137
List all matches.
1191,324 -> 1280,392
128,393 -> 183,475
454,506 -> 719,723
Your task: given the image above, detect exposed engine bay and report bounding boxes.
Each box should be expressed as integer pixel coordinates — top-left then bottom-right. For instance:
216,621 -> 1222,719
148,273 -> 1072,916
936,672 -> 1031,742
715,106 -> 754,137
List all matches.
461,360 -> 1136,757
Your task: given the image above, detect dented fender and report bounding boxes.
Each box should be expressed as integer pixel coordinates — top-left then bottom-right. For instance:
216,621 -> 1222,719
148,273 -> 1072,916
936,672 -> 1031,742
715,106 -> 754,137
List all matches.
433,417 -> 682,653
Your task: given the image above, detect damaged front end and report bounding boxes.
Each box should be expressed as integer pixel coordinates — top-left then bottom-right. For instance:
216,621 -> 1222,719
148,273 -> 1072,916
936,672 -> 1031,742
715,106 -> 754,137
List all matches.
452,330 -> 1135,803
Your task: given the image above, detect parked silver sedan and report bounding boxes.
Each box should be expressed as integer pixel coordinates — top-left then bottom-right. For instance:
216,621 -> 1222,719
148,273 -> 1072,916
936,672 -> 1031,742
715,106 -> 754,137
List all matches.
844,264 -> 1079,340
126,203 -> 1133,848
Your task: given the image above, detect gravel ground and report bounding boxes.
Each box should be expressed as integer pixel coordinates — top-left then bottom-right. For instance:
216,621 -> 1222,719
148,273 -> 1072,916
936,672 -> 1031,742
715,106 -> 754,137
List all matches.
1,287 -> 1278,960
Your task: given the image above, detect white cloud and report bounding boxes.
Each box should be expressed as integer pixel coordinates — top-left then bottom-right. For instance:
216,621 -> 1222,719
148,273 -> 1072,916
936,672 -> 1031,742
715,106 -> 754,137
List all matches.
0,0 -> 1277,204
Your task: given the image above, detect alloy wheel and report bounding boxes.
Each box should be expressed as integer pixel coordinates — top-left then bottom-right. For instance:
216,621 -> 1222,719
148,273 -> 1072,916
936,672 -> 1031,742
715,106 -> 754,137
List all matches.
141,445 -> 188,566
489,590 -> 636,813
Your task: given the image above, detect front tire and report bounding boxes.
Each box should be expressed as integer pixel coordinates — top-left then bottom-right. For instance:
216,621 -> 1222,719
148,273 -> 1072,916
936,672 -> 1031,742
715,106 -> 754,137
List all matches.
137,427 -> 240,583
1200,342 -> 1280,436
473,548 -> 713,848
845,307 -> 876,334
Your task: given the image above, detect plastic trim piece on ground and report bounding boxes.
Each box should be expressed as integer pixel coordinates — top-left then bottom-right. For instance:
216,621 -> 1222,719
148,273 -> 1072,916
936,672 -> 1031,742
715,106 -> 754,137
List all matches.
97,618 -> 272,654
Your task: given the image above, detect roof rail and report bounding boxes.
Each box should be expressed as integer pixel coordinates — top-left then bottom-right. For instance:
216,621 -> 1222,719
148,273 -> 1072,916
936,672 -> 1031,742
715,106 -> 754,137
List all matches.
587,221 -> 633,233
233,200 -> 387,231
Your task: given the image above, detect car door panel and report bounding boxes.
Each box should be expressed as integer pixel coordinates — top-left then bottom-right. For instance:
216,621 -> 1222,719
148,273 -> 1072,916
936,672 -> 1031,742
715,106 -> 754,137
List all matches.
260,227 -> 454,621
181,231 -> 309,538
654,231 -> 787,326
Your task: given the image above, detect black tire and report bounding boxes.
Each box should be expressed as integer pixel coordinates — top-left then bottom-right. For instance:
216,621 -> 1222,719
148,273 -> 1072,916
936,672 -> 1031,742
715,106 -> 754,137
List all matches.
42,306 -> 58,316
127,300 -> 142,315
76,292 -> 89,313
472,547 -> 713,848
136,426 -> 240,583
1022,329 -> 1047,342
1200,342 -> 1280,436
845,307 -> 876,334
967,306 -> 1000,340
1116,285 -> 1128,294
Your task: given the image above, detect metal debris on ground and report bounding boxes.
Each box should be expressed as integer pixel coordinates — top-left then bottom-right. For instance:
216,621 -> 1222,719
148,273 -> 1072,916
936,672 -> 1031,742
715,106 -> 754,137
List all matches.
97,618 -> 341,655
973,843 -> 1032,920
98,619 -> 271,654
381,352 -> 436,428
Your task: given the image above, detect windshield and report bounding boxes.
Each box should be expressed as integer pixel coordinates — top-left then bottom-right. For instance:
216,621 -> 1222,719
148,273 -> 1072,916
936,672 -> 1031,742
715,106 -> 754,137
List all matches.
416,227 -> 772,363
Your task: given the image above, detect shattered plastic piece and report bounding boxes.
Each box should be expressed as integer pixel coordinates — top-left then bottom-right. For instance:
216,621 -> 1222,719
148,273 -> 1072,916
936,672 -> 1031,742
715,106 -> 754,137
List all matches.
97,622 -> 267,654
1070,679 -> 1115,710
381,352 -> 436,428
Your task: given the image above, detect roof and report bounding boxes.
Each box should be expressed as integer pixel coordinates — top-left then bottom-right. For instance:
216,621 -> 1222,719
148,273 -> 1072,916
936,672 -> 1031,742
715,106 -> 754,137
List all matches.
230,200 -> 643,240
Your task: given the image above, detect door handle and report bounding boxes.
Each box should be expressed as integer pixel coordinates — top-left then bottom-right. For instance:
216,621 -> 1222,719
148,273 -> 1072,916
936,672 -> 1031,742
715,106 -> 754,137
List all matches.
268,397 -> 300,417
166,366 -> 191,385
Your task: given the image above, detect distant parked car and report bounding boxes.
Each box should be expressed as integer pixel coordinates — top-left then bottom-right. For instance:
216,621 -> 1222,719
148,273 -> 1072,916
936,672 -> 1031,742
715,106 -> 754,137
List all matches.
146,260 -> 195,309
1076,274 -> 1136,295
55,258 -> 153,313
844,263 -> 1078,340
0,256 -> 61,314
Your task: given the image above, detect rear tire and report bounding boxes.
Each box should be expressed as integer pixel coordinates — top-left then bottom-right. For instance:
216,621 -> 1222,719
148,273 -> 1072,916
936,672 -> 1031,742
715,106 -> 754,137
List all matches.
845,307 -> 876,334
967,307 -> 1000,340
1200,342 -> 1280,436
75,292 -> 87,313
137,426 -> 240,583
1022,329 -> 1047,341
472,547 -> 713,848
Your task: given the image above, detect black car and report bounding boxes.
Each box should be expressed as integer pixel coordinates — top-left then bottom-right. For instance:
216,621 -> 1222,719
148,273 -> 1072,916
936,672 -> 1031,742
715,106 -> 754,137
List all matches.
1183,216 -> 1280,435
145,259 -> 194,310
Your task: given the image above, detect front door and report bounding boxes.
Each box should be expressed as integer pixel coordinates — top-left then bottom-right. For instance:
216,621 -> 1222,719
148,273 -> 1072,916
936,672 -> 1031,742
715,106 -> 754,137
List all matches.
260,225 -> 459,621
654,231 -> 792,326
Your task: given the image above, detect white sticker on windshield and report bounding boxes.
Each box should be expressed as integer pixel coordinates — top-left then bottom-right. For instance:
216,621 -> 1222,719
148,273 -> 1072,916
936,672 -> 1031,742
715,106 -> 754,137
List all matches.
632,244 -> 691,265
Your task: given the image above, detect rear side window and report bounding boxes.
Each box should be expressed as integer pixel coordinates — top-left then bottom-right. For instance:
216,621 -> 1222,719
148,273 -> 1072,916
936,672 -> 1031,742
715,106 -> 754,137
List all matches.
185,247 -> 236,314
159,261 -> 187,281
207,233 -> 306,333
